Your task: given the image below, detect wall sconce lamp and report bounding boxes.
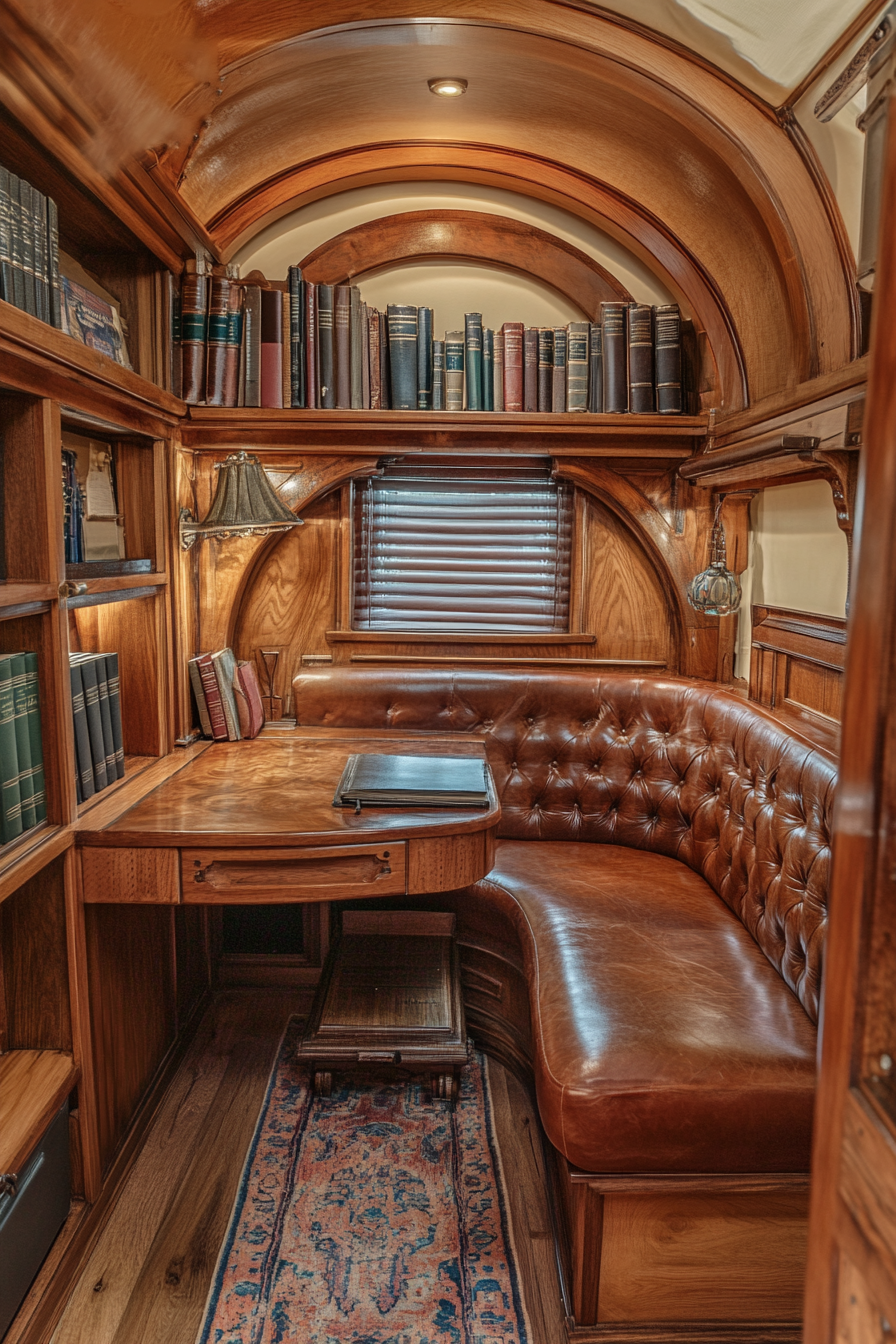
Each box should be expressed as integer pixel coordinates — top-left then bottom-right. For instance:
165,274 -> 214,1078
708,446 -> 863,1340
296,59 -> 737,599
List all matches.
686,496 -> 742,616
179,450 -> 303,550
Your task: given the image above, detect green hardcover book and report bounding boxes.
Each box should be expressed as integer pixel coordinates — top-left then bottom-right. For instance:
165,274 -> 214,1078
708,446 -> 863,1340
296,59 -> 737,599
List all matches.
9,652 -> 36,830
0,655 -> 23,844
22,652 -> 46,825
445,331 -> 465,411
70,660 -> 95,802
464,312 -> 483,410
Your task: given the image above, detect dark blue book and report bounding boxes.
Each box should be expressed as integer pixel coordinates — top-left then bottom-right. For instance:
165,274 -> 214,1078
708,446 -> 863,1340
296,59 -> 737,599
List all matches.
387,304 -> 418,410
464,312 -> 483,410
589,323 -> 603,412
483,328 -> 494,411
288,265 -> 305,407
318,285 -> 335,409
416,305 -> 433,409
537,328 -> 553,412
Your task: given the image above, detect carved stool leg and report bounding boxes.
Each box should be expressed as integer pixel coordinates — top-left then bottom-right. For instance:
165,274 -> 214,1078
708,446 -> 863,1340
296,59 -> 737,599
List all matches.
314,1069 -> 332,1096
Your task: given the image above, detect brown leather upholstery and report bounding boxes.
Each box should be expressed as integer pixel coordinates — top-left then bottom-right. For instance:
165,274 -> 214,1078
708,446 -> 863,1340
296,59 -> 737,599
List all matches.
293,668 -> 835,1172
472,841 -> 817,1172
294,668 -> 835,1023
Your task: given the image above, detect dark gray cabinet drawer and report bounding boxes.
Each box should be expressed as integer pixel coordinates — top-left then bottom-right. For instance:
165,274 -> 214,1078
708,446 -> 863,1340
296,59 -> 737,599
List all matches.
0,1101 -> 71,1337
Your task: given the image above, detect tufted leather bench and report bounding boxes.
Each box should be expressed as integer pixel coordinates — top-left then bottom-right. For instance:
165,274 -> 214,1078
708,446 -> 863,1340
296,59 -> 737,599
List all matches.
292,667 -> 836,1325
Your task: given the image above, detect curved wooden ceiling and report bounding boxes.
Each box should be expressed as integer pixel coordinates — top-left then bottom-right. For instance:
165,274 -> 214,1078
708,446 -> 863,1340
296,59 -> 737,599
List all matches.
8,0 -> 865,406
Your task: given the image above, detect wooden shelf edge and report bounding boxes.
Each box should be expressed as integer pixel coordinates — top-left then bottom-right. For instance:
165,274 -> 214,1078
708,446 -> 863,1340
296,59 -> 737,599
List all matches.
0,300 -> 185,420
76,756 -> 159,820
186,408 -> 708,432
0,1050 -> 80,1175
0,825 -> 71,905
67,572 -> 168,598
711,357 -> 868,441
0,582 -> 58,611
327,630 -> 598,645
74,743 -> 212,836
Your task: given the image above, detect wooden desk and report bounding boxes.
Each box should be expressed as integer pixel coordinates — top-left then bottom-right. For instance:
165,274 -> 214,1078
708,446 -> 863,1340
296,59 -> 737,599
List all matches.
76,733 -> 499,905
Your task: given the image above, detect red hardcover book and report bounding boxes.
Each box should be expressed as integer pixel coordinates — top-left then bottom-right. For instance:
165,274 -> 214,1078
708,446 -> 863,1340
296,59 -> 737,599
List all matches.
205,276 -> 230,407
369,309 -> 382,410
235,661 -> 265,739
502,321 -> 524,412
260,289 -> 283,409
304,281 -> 318,409
196,653 -> 228,741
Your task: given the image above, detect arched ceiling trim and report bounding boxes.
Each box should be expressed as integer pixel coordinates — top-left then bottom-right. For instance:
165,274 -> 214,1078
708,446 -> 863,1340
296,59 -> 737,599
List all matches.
210,142 -> 764,412
292,210 -> 634,315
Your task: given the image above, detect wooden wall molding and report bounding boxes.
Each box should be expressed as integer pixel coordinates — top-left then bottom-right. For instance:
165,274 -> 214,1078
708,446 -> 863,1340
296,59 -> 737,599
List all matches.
295,210 -> 633,312
749,604 -> 846,746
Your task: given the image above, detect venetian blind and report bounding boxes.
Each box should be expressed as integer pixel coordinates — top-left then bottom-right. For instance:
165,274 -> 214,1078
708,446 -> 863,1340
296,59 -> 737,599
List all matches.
353,459 -> 572,632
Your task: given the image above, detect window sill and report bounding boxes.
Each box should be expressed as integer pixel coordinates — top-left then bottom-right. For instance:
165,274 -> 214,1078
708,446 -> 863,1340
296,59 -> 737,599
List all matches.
326,630 -> 597,645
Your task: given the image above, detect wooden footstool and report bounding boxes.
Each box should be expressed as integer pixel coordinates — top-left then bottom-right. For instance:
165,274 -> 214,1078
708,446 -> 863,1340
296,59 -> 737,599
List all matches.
296,910 -> 467,1103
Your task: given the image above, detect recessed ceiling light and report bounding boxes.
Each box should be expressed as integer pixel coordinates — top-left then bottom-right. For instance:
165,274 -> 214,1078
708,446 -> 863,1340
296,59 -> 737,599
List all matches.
428,78 -> 468,97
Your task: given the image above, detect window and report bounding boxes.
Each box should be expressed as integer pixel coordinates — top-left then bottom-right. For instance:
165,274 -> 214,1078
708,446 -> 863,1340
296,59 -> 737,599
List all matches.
353,458 -> 572,633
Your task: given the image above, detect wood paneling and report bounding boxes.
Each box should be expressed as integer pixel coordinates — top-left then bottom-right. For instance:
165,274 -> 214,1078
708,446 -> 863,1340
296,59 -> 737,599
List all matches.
183,843 -> 406,903
407,830 -> 493,894
595,1188 -> 809,1323
581,495 -> 671,665
0,1049 -> 78,1178
81,848 -> 180,904
0,855 -> 71,1050
750,606 -> 846,729
174,905 -> 210,1027
84,904 -> 176,1173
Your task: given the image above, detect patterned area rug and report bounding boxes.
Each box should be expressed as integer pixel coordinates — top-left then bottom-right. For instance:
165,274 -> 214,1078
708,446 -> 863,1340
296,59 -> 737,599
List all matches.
197,1019 -> 530,1344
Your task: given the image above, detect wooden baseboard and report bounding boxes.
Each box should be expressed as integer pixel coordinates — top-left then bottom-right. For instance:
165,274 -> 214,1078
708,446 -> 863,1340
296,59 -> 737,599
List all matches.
4,988 -> 213,1344
566,1324 -> 803,1343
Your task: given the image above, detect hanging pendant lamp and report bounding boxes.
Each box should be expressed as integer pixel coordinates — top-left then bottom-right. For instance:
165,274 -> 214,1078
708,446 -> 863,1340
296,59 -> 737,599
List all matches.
686,497 -> 742,616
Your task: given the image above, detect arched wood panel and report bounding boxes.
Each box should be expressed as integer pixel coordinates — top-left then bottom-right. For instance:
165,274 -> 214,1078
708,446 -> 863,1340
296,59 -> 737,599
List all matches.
295,210 -> 633,314
582,496 -> 672,665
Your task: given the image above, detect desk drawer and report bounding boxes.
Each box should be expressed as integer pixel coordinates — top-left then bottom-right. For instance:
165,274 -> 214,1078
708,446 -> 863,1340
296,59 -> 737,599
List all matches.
182,844 -> 406,903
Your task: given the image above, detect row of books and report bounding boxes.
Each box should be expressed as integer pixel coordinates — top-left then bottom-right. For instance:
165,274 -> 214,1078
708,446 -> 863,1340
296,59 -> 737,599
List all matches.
0,652 -> 47,845
70,652 -> 124,803
0,162 -> 131,366
179,267 -> 684,414
188,648 -> 264,741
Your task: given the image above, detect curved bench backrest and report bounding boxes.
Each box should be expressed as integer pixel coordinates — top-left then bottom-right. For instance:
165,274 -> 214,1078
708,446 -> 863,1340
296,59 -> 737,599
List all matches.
293,668 -> 837,1023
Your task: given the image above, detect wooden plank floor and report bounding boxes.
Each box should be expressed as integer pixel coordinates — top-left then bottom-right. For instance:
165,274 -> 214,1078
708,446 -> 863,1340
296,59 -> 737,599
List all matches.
52,988 -> 565,1344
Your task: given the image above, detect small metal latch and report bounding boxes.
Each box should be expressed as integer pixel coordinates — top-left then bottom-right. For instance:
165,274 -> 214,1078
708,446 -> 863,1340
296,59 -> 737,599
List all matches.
58,580 -> 88,598
193,868 -> 206,883
0,1172 -> 18,1198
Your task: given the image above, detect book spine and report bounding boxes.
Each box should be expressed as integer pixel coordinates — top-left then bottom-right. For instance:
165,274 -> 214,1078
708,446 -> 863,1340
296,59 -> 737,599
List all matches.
537,328 -> 553,412
368,309 -> 382,410
197,654 -> 228,741
464,312 -> 483,410
260,288 -> 283,409
9,174 -> 26,312
10,653 -> 36,829
482,328 -> 494,412
205,276 -> 230,407
188,657 -> 214,738
502,323 -> 524,412
70,661 -> 96,801
387,304 -> 418,410
31,187 -> 49,323
91,654 -> 116,787
445,330 -> 465,411
242,286 -> 261,408
23,653 -> 46,823
589,323 -> 603,412
289,266 -> 305,408
281,287 -> 291,411
654,303 -> 683,414
17,179 -> 36,317
334,285 -> 352,409
601,302 -> 628,412
350,287 -> 363,410
181,272 -> 209,404
0,168 -> 15,305
222,287 -> 243,408
212,651 -> 242,742
169,272 -> 183,398
416,305 -> 433,410
566,322 -> 589,413
77,657 -> 109,792
628,303 -> 655,413
523,328 -> 538,411
304,281 -> 318,409
45,195 -> 62,329
493,330 -> 504,412
432,339 -> 445,410
552,326 -> 567,412
235,662 -> 265,739
379,310 -> 391,408
360,302 -> 371,409
0,657 -> 22,843
318,285 -> 335,409
103,652 -> 125,779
